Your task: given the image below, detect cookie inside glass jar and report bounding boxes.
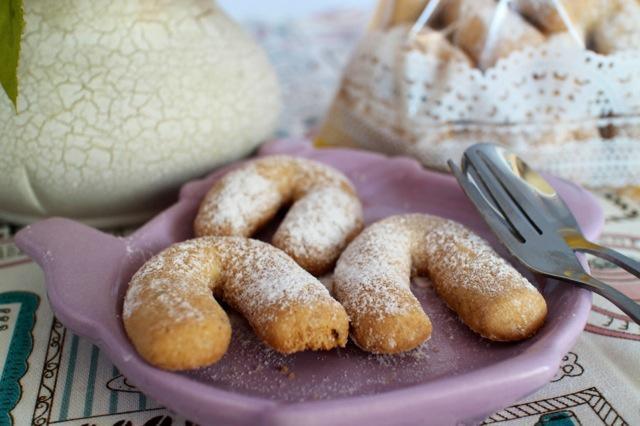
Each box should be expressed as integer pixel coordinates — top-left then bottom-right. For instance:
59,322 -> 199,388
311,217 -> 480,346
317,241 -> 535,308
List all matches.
318,0 -> 640,188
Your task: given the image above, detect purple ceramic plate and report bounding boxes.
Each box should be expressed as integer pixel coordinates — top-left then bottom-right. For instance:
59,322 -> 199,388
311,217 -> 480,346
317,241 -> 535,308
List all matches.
16,139 -> 604,426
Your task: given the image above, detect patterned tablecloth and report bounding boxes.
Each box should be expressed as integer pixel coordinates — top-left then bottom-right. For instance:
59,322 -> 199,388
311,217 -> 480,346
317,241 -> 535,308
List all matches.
1,9 -> 639,426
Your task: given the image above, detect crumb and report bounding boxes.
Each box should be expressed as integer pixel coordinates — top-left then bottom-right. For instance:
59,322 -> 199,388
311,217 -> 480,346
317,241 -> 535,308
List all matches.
287,372 -> 296,380
278,365 -> 289,374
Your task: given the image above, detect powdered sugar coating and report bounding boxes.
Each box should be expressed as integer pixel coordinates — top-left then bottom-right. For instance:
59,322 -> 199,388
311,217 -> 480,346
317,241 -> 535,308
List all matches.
123,241 -> 213,322
195,166 -> 281,236
194,155 -> 363,274
334,214 -> 544,345
420,218 -> 537,296
334,224 -> 413,317
123,237 -> 333,326
273,186 -> 363,272
215,238 -> 337,328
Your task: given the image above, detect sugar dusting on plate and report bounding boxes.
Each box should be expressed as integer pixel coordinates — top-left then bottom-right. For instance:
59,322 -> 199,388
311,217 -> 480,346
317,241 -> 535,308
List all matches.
185,279 -> 501,402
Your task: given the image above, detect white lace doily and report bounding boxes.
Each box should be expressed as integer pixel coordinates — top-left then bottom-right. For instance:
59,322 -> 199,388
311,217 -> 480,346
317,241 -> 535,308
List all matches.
330,26 -> 640,188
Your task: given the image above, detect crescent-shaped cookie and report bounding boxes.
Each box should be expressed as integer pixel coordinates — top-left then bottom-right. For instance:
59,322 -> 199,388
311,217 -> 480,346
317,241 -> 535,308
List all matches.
334,214 -> 547,353
194,155 -> 364,275
123,237 -> 349,370
437,0 -> 545,69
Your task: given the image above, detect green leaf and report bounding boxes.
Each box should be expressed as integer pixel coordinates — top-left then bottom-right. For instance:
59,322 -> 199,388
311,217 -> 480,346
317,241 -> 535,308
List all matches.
0,0 -> 24,110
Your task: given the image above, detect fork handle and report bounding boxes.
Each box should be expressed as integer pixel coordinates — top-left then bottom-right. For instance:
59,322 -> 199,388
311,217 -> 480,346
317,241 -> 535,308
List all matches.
556,273 -> 640,324
566,237 -> 640,280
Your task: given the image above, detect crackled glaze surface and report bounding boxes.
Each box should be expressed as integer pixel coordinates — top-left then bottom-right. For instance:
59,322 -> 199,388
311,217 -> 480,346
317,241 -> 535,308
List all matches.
0,0 -> 280,226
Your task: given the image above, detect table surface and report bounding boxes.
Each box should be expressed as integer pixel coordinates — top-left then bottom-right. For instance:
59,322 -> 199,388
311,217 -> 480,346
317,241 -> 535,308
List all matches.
1,8 -> 639,426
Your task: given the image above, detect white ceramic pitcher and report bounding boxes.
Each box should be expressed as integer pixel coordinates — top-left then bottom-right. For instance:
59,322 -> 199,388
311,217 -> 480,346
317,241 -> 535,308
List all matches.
0,0 -> 281,227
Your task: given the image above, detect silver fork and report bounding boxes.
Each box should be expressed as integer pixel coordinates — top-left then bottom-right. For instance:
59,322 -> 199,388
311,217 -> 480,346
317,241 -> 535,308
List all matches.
448,143 -> 640,324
